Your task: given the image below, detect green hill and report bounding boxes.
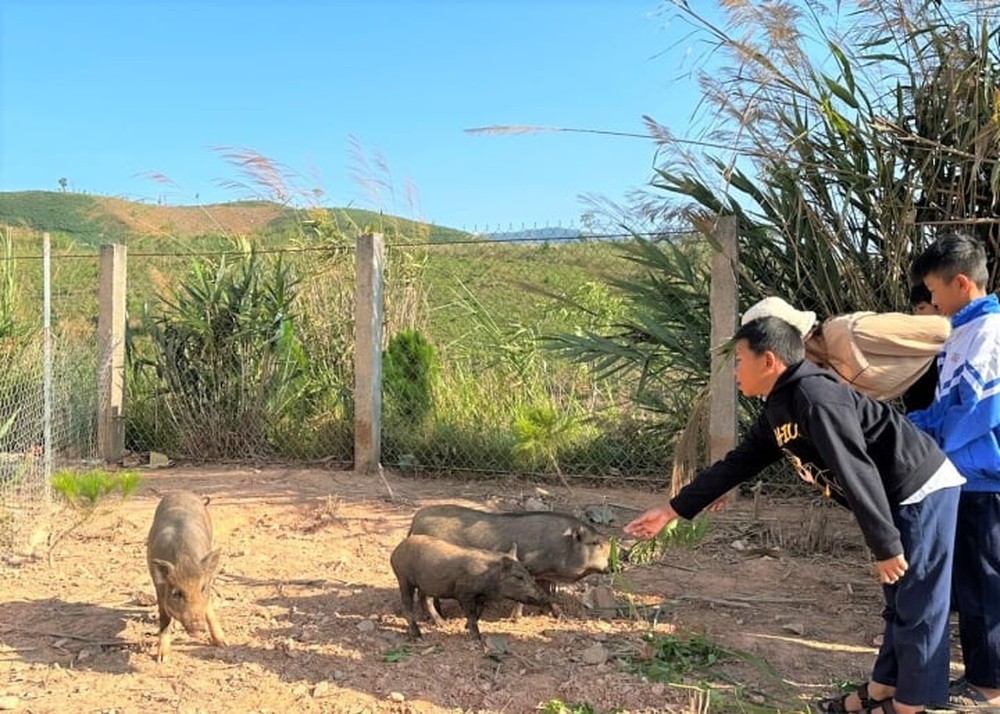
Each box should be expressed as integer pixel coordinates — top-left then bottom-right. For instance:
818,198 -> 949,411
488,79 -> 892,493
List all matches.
0,190 -> 471,246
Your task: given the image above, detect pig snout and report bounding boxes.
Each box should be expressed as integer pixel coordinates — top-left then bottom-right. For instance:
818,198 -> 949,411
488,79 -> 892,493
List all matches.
563,525 -> 612,576
498,557 -> 550,607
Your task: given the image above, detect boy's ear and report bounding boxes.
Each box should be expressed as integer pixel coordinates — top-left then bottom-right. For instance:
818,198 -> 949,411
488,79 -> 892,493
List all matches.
955,274 -> 974,293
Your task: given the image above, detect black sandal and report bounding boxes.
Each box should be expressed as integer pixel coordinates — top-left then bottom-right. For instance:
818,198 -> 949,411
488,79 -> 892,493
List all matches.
949,679 -> 1000,711
861,698 -> 897,714
816,683 -> 876,713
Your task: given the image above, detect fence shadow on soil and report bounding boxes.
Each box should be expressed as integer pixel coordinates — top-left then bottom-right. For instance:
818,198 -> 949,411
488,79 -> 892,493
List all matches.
0,597 -> 141,673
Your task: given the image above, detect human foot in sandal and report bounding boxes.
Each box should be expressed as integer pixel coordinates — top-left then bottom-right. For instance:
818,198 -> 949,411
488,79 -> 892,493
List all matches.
948,679 -> 1000,711
816,682 -> 895,713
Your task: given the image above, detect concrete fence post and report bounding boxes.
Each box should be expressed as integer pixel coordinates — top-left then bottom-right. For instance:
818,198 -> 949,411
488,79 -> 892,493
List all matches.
97,244 -> 127,462
709,215 -> 739,464
354,233 -> 385,474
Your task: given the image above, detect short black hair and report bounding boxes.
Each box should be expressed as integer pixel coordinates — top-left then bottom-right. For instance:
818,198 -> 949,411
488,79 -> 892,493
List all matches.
911,232 -> 988,289
733,316 -> 805,366
909,282 -> 932,306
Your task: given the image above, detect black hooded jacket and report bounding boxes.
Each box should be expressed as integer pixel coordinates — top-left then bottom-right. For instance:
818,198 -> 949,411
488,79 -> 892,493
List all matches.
670,360 -> 947,560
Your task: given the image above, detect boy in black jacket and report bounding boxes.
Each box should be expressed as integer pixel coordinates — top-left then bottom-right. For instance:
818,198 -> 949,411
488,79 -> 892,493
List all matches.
625,316 -> 964,714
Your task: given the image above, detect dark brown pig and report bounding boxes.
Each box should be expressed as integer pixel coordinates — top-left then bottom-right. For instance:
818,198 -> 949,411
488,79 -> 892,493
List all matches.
409,504 -> 611,585
146,491 -> 227,661
390,534 -> 549,641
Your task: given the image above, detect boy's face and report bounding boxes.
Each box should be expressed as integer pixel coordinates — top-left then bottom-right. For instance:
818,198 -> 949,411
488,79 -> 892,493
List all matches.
912,300 -> 938,316
734,339 -> 782,398
923,273 -> 971,317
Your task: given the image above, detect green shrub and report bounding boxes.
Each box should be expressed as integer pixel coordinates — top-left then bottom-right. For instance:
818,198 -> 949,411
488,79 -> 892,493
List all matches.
383,329 -> 438,425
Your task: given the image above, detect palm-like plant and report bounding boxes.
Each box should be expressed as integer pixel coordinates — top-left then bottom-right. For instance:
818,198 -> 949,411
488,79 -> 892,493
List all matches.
643,0 -> 1000,316
548,1 -> 999,482
545,234 -> 712,425
129,239 -> 309,458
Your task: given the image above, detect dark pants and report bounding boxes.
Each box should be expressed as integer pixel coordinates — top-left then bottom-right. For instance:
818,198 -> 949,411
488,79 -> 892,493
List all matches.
871,485 -> 960,707
954,491 -> 1000,689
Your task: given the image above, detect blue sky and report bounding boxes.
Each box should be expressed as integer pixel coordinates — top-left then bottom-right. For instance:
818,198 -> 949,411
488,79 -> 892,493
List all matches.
0,0 -> 714,232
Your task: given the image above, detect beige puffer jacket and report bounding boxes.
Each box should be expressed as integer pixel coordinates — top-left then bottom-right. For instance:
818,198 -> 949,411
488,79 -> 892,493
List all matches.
803,312 -> 950,401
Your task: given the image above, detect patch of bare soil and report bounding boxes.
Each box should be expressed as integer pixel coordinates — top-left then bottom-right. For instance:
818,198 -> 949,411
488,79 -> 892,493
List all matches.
0,467 -> 925,713
95,197 -> 287,238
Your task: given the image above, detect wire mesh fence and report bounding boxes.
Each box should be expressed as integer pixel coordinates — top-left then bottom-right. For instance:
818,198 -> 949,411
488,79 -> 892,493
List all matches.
0,241 -> 101,561
0,222 -> 853,548
123,241 -> 356,465
379,237 -> 676,485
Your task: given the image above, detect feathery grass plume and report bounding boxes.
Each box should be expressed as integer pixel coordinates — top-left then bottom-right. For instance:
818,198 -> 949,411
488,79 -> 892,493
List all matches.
212,146 -> 322,208
645,0 -> 1000,309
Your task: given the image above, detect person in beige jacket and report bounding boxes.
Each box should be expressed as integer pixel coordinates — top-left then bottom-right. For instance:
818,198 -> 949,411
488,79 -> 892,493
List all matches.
740,297 -> 950,404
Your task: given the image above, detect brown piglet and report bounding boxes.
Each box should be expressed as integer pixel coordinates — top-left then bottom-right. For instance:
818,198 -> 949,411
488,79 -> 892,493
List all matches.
390,534 -> 550,641
146,491 -> 227,661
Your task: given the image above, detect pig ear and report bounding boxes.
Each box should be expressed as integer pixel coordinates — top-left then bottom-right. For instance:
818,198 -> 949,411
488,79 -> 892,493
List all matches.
499,556 -> 516,572
151,559 -> 175,584
201,549 -> 222,576
506,542 -> 519,560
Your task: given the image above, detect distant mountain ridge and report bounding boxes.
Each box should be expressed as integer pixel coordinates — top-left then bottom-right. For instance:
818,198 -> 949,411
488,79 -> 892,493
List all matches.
0,191 -> 472,246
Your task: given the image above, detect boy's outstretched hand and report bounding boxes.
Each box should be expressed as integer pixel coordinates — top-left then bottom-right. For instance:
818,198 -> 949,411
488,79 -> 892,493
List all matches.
624,504 -> 679,540
875,554 -> 909,585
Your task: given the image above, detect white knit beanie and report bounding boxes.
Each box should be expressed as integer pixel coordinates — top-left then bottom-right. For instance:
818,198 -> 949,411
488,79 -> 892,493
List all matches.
741,297 -> 817,336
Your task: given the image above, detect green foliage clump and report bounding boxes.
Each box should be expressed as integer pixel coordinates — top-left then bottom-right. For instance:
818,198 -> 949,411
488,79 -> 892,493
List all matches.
51,468 -> 142,509
48,468 -> 143,564
627,517 -> 709,565
512,404 -> 583,477
128,239 -> 313,458
382,644 -> 412,663
626,632 -> 730,684
383,329 -> 438,425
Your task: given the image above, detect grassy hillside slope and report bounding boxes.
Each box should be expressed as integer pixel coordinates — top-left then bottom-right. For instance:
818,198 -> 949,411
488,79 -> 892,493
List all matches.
0,191 -> 470,246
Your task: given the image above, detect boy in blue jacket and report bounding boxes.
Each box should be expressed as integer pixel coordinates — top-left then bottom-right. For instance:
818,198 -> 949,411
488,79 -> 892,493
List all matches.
909,233 -> 1000,708
625,316 -> 963,714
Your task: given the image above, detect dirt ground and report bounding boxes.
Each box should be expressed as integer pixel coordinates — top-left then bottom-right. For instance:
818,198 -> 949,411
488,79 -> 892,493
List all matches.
0,466 -> 944,714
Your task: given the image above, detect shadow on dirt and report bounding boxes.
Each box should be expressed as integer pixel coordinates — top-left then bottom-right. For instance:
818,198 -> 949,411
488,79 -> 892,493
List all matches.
202,573 -> 605,700
137,467 -> 421,512
0,597 -> 142,673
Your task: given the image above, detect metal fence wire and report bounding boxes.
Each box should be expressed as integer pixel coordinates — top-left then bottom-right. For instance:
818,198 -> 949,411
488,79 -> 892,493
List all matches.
0,227 -> 854,564
124,243 -> 355,465
0,245 -> 100,561
379,238 -> 675,484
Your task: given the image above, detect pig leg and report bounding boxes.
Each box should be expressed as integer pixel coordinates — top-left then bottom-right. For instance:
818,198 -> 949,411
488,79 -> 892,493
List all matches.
459,596 -> 487,641
398,579 -> 422,639
155,602 -> 173,662
539,580 -> 562,618
421,593 -> 445,626
205,602 -> 228,647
